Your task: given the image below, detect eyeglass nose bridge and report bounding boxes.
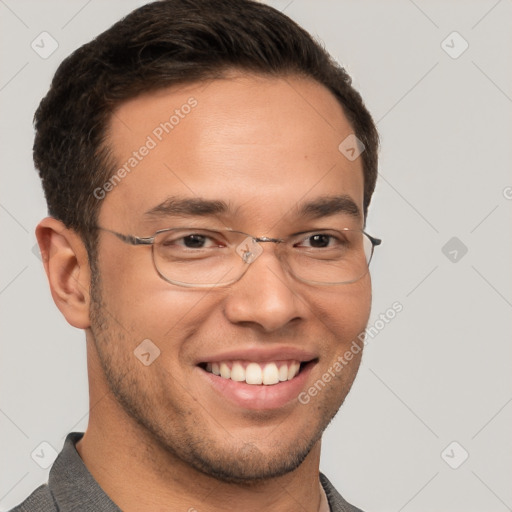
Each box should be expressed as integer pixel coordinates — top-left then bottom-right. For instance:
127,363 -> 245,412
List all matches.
253,236 -> 284,244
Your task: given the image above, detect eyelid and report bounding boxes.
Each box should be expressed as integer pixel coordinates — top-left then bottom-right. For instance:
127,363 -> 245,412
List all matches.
157,227 -> 226,237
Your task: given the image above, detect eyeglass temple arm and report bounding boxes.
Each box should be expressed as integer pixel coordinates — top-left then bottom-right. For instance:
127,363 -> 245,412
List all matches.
98,227 -> 154,246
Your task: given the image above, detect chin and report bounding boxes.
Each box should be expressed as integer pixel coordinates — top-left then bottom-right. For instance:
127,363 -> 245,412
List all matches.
182,435 -> 318,484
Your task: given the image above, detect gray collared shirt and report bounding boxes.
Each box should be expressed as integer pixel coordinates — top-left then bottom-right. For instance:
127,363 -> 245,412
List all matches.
10,432 -> 363,512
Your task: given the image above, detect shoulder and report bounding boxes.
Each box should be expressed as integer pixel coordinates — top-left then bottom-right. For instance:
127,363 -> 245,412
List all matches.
8,483 -> 57,512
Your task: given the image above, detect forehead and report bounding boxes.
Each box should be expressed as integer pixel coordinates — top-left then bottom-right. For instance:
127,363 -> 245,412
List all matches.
102,74 -> 364,230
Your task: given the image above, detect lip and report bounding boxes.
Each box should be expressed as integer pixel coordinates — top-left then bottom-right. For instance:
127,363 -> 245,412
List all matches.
195,346 -> 318,365
197,359 -> 317,410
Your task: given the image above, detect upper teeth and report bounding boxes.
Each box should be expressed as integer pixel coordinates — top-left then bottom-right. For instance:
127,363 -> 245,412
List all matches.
206,360 -> 301,385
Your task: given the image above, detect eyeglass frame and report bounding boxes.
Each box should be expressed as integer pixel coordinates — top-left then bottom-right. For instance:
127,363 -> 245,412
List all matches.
96,226 -> 382,288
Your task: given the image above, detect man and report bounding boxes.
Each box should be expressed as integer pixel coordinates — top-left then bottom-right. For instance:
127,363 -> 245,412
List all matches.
12,0 -> 380,510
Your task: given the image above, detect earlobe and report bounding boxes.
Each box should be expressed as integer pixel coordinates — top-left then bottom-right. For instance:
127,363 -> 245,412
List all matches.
36,217 -> 92,329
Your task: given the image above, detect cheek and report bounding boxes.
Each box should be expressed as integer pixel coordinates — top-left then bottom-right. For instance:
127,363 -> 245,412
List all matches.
96,246 -> 217,341
312,274 -> 372,345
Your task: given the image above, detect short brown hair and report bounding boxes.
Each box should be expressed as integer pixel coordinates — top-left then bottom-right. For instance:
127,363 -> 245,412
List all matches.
34,0 -> 379,256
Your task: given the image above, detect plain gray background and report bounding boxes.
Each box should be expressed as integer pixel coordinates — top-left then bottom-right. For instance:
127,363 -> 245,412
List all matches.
1,1 -> 511,510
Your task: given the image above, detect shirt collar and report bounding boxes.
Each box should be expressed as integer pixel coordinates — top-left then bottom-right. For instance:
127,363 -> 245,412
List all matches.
49,432 -> 121,511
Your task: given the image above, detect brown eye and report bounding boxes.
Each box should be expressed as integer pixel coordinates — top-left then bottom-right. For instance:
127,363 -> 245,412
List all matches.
159,230 -> 225,250
307,234 -> 331,248
182,234 -> 208,248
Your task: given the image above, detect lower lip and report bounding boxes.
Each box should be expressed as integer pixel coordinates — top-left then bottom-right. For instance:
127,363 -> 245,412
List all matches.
198,361 -> 316,411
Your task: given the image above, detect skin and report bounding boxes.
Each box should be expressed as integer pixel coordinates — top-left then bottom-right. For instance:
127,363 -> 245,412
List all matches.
37,74 -> 372,512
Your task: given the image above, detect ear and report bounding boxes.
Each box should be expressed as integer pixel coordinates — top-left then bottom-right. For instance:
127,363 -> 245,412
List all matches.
36,217 -> 92,329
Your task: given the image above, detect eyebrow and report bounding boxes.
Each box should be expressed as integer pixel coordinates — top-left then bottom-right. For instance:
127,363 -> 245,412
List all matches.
144,194 -> 361,221
296,195 -> 362,220
144,197 -> 229,218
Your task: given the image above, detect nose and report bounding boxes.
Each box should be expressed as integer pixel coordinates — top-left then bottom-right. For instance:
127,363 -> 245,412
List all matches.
223,246 -> 305,333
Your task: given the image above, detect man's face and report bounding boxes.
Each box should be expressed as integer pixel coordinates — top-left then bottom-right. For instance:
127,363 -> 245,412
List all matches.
90,74 -> 372,481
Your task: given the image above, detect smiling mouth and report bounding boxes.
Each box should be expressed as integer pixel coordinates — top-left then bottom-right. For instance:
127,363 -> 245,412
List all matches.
199,360 -> 315,386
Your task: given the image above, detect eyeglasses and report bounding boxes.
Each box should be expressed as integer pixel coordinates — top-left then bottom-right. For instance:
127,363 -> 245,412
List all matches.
98,226 -> 381,288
